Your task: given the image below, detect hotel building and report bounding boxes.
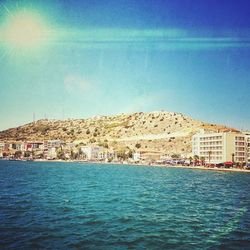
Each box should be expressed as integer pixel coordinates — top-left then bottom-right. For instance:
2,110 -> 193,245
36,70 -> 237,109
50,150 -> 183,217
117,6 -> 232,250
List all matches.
192,130 -> 247,164
245,133 -> 250,164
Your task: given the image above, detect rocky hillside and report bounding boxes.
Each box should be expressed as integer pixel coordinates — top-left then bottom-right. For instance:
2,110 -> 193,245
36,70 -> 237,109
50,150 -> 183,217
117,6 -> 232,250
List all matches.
0,111 -> 238,155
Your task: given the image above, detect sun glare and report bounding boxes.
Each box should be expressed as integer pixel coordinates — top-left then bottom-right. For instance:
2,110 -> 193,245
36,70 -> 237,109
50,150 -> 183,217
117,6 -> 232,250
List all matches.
2,12 -> 48,49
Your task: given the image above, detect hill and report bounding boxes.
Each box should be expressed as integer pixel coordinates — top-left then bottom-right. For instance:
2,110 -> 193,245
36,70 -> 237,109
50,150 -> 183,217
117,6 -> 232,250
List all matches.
0,111 -> 238,156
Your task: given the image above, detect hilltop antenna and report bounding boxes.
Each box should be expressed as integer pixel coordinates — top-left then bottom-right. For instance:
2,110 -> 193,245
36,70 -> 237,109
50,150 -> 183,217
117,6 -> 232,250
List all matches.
33,112 -> 36,123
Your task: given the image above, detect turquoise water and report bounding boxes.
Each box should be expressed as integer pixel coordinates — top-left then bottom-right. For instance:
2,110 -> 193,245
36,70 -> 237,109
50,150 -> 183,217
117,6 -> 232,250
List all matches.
0,161 -> 250,249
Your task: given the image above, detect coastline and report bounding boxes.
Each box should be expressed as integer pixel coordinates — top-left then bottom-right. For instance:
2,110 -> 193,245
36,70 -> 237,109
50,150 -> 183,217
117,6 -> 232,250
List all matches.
2,158 -> 249,173
29,159 -> 250,173
158,164 -> 250,173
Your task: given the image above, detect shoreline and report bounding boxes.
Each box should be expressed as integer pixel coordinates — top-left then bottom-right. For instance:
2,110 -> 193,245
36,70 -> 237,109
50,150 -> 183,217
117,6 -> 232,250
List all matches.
157,164 -> 250,173
23,159 -> 250,173
2,158 -> 250,173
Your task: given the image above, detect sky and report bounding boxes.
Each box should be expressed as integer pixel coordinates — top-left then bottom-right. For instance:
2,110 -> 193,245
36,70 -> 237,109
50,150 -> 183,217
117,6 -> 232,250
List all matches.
0,0 -> 250,131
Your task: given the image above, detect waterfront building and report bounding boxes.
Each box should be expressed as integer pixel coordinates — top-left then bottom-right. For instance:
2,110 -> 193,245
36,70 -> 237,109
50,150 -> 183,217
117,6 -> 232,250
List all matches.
45,140 -> 62,149
192,130 -> 247,164
244,133 -> 250,163
47,147 -> 57,160
247,137 -> 250,164
0,142 -> 4,152
11,142 -> 25,151
98,149 -> 116,161
24,143 -> 33,151
133,152 -> 141,162
3,143 -> 10,152
81,145 -> 103,160
139,150 -> 161,161
65,142 -> 75,149
24,141 -> 44,151
0,143 -> 11,156
0,142 -> 3,158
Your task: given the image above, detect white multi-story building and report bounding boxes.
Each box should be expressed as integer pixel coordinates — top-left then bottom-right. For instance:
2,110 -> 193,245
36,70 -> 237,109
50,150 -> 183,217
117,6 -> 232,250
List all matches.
192,130 -> 247,164
24,141 -> 44,151
245,133 -> 250,164
98,149 -> 116,161
80,145 -> 103,160
12,142 -> 25,151
45,140 -> 62,149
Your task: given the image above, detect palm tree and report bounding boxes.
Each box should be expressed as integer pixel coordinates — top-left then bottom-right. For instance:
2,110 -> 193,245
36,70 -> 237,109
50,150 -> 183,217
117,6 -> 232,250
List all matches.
189,156 -> 193,165
231,153 -> 235,163
78,148 -> 86,160
208,151 -> 212,164
171,154 -> 180,159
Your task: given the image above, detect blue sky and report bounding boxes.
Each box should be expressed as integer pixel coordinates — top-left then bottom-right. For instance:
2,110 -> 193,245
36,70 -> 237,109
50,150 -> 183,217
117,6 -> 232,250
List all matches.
0,0 -> 250,131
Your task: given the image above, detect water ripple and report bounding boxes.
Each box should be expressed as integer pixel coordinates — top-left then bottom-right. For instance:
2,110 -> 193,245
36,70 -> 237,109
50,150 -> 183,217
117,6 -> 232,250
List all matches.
0,161 -> 250,249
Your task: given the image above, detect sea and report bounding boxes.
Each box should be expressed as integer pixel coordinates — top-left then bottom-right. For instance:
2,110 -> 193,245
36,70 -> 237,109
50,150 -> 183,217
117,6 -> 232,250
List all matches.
0,160 -> 250,249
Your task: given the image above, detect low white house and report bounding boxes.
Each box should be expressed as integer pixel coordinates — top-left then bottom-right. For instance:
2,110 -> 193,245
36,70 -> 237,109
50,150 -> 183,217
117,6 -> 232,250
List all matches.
47,147 -> 57,159
0,142 -> 4,152
133,152 -> 141,162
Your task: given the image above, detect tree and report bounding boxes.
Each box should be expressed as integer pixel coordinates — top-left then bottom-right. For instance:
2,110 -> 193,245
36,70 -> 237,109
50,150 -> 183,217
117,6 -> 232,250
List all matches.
38,152 -> 45,159
24,151 -> 31,158
98,142 -> 109,148
231,153 -> 235,163
78,148 -> 83,159
127,149 -> 133,159
189,156 -> 193,165
56,148 -> 65,160
135,143 -> 141,149
171,154 -> 180,159
117,150 -> 127,160
200,156 -> 205,166
14,150 -> 22,159
193,155 -> 199,165
89,138 -> 96,143
40,125 -> 50,134
208,151 -> 212,164
3,152 -> 9,158
70,150 -> 75,159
